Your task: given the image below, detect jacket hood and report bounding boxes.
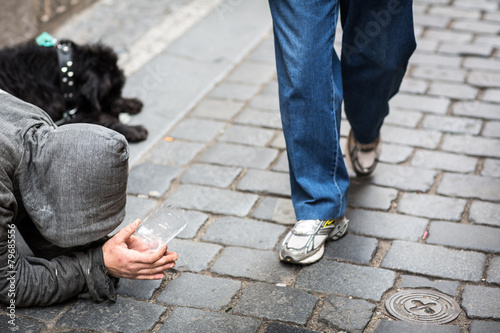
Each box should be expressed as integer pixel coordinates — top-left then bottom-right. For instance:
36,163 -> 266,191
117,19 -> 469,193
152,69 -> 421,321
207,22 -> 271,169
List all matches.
18,122 -> 129,248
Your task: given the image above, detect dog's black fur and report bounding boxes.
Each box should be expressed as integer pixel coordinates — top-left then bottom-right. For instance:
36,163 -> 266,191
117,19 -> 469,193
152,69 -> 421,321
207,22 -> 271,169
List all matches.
0,40 -> 147,142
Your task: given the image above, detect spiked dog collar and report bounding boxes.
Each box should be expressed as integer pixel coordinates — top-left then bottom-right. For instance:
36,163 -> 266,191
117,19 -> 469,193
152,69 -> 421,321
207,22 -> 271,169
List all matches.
36,32 -> 78,124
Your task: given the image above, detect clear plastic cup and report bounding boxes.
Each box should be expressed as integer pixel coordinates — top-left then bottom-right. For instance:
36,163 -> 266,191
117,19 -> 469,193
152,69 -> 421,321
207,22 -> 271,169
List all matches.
134,203 -> 187,251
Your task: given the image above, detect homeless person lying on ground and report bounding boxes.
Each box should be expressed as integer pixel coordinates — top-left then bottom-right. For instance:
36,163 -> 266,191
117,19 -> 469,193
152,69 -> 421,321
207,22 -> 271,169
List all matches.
0,89 -> 177,307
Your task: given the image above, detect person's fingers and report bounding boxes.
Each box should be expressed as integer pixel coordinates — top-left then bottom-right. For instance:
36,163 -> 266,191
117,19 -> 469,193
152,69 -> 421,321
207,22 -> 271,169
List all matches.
127,252 -> 178,272
136,262 -> 176,275
113,219 -> 141,244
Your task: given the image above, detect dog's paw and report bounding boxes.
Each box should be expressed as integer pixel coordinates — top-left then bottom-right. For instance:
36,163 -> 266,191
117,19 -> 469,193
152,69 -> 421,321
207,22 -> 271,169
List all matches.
123,98 -> 143,115
124,125 -> 148,142
111,98 -> 144,115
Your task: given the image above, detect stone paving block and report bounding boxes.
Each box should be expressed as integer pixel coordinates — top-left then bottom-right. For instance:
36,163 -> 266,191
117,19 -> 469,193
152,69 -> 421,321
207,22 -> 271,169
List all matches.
57,298 -> 165,333
235,108 -> 282,129
248,36 -> 275,63
157,273 -> 241,310
113,195 -> 158,232
270,131 -> 286,149
191,98 -> 244,120
415,38 -> 439,51
348,183 -> 398,210
210,82 -> 261,101
202,216 -> 286,250
0,315 -> 46,332
159,307 -> 260,333
252,197 -> 296,225
399,275 -> 460,296
390,93 -> 450,114
218,124 -> 275,146
414,13 -> 450,29
454,0 -> 499,11
382,125 -> 442,148
181,163 -> 242,188
423,29 -> 474,43
482,159 -> 500,178
250,94 -> 280,111
16,302 -> 68,321
168,184 -> 258,217
127,163 -> 183,198
483,121 -> 500,138
486,11 -> 500,22
437,173 -> 500,201
373,320 -> 461,333
261,79 -> 279,94
265,323 -> 320,333
469,201 -> 500,227
168,238 -> 222,272
211,247 -> 298,284
169,118 -> 226,142
429,5 -> 481,19
379,143 -> 414,164
323,233 -> 377,264
198,142 -> 278,169
412,66 -> 467,83
453,101 -> 500,120
321,296 -> 375,333
422,114 -> 482,135
177,210 -> 208,239
385,108 -> 423,128
483,89 -> 500,104
381,240 -> 486,281
226,61 -> 276,85
463,57 -> 500,72
462,286 -> 500,319
347,209 -> 428,242
296,261 -> 396,301
441,134 -> 500,158
397,193 -> 466,221
400,78 -> 428,94
451,19 -> 500,34
487,256 -> 500,284
409,53 -> 462,68
357,163 -> 437,192
428,82 -> 478,100
410,149 -> 478,173
272,151 -> 289,172
467,71 -> 500,88
438,43 -> 494,57
233,283 -> 318,325
476,36 -> 500,48
116,278 -> 162,300
237,169 -> 291,196
427,221 -> 500,253
144,140 -> 205,166
469,321 -> 500,333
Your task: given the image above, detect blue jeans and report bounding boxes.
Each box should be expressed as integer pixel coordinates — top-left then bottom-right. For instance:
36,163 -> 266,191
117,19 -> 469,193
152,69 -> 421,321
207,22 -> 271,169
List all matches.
269,0 -> 416,220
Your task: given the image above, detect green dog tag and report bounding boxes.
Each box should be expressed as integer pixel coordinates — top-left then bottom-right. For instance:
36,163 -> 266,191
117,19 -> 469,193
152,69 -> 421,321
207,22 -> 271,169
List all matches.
36,32 -> 56,47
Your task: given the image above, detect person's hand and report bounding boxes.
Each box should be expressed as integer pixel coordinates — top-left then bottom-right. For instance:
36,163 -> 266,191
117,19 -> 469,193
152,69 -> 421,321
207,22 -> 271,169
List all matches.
102,219 -> 178,280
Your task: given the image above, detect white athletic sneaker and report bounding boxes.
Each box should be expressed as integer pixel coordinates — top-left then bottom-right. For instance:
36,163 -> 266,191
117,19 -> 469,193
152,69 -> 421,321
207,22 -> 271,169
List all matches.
279,217 -> 349,265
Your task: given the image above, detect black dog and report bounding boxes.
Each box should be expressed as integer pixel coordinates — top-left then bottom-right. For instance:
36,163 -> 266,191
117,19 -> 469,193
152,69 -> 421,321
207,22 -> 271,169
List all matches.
0,38 -> 147,142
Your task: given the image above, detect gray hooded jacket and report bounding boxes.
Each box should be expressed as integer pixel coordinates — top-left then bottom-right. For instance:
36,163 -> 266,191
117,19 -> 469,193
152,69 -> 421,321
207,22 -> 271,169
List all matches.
0,90 -> 128,306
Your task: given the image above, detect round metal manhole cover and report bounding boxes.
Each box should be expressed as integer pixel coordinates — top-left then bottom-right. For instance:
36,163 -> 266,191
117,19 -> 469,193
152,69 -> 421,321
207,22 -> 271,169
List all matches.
385,289 -> 461,324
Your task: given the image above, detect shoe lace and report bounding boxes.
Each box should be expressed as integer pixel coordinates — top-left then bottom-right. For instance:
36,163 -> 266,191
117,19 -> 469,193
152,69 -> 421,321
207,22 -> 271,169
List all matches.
293,220 -> 321,235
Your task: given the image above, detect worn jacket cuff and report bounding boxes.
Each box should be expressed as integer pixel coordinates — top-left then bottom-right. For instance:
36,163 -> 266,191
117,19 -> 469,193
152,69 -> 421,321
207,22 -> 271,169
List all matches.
76,247 -> 118,302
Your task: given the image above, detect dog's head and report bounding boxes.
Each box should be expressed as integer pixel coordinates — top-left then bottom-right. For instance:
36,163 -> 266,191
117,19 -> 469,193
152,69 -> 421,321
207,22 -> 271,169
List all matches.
73,42 -> 126,116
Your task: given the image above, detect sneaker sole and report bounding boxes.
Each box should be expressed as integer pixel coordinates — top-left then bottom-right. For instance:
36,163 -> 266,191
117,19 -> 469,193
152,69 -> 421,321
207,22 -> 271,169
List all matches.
279,218 -> 349,265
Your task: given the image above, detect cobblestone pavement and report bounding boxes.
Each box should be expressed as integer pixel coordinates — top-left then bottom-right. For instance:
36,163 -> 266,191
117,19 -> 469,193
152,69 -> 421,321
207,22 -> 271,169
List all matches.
3,0 -> 500,332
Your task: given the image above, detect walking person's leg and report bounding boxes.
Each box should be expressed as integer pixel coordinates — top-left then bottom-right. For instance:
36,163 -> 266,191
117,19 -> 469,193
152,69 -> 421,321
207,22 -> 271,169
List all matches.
340,0 -> 416,175
269,0 -> 349,264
